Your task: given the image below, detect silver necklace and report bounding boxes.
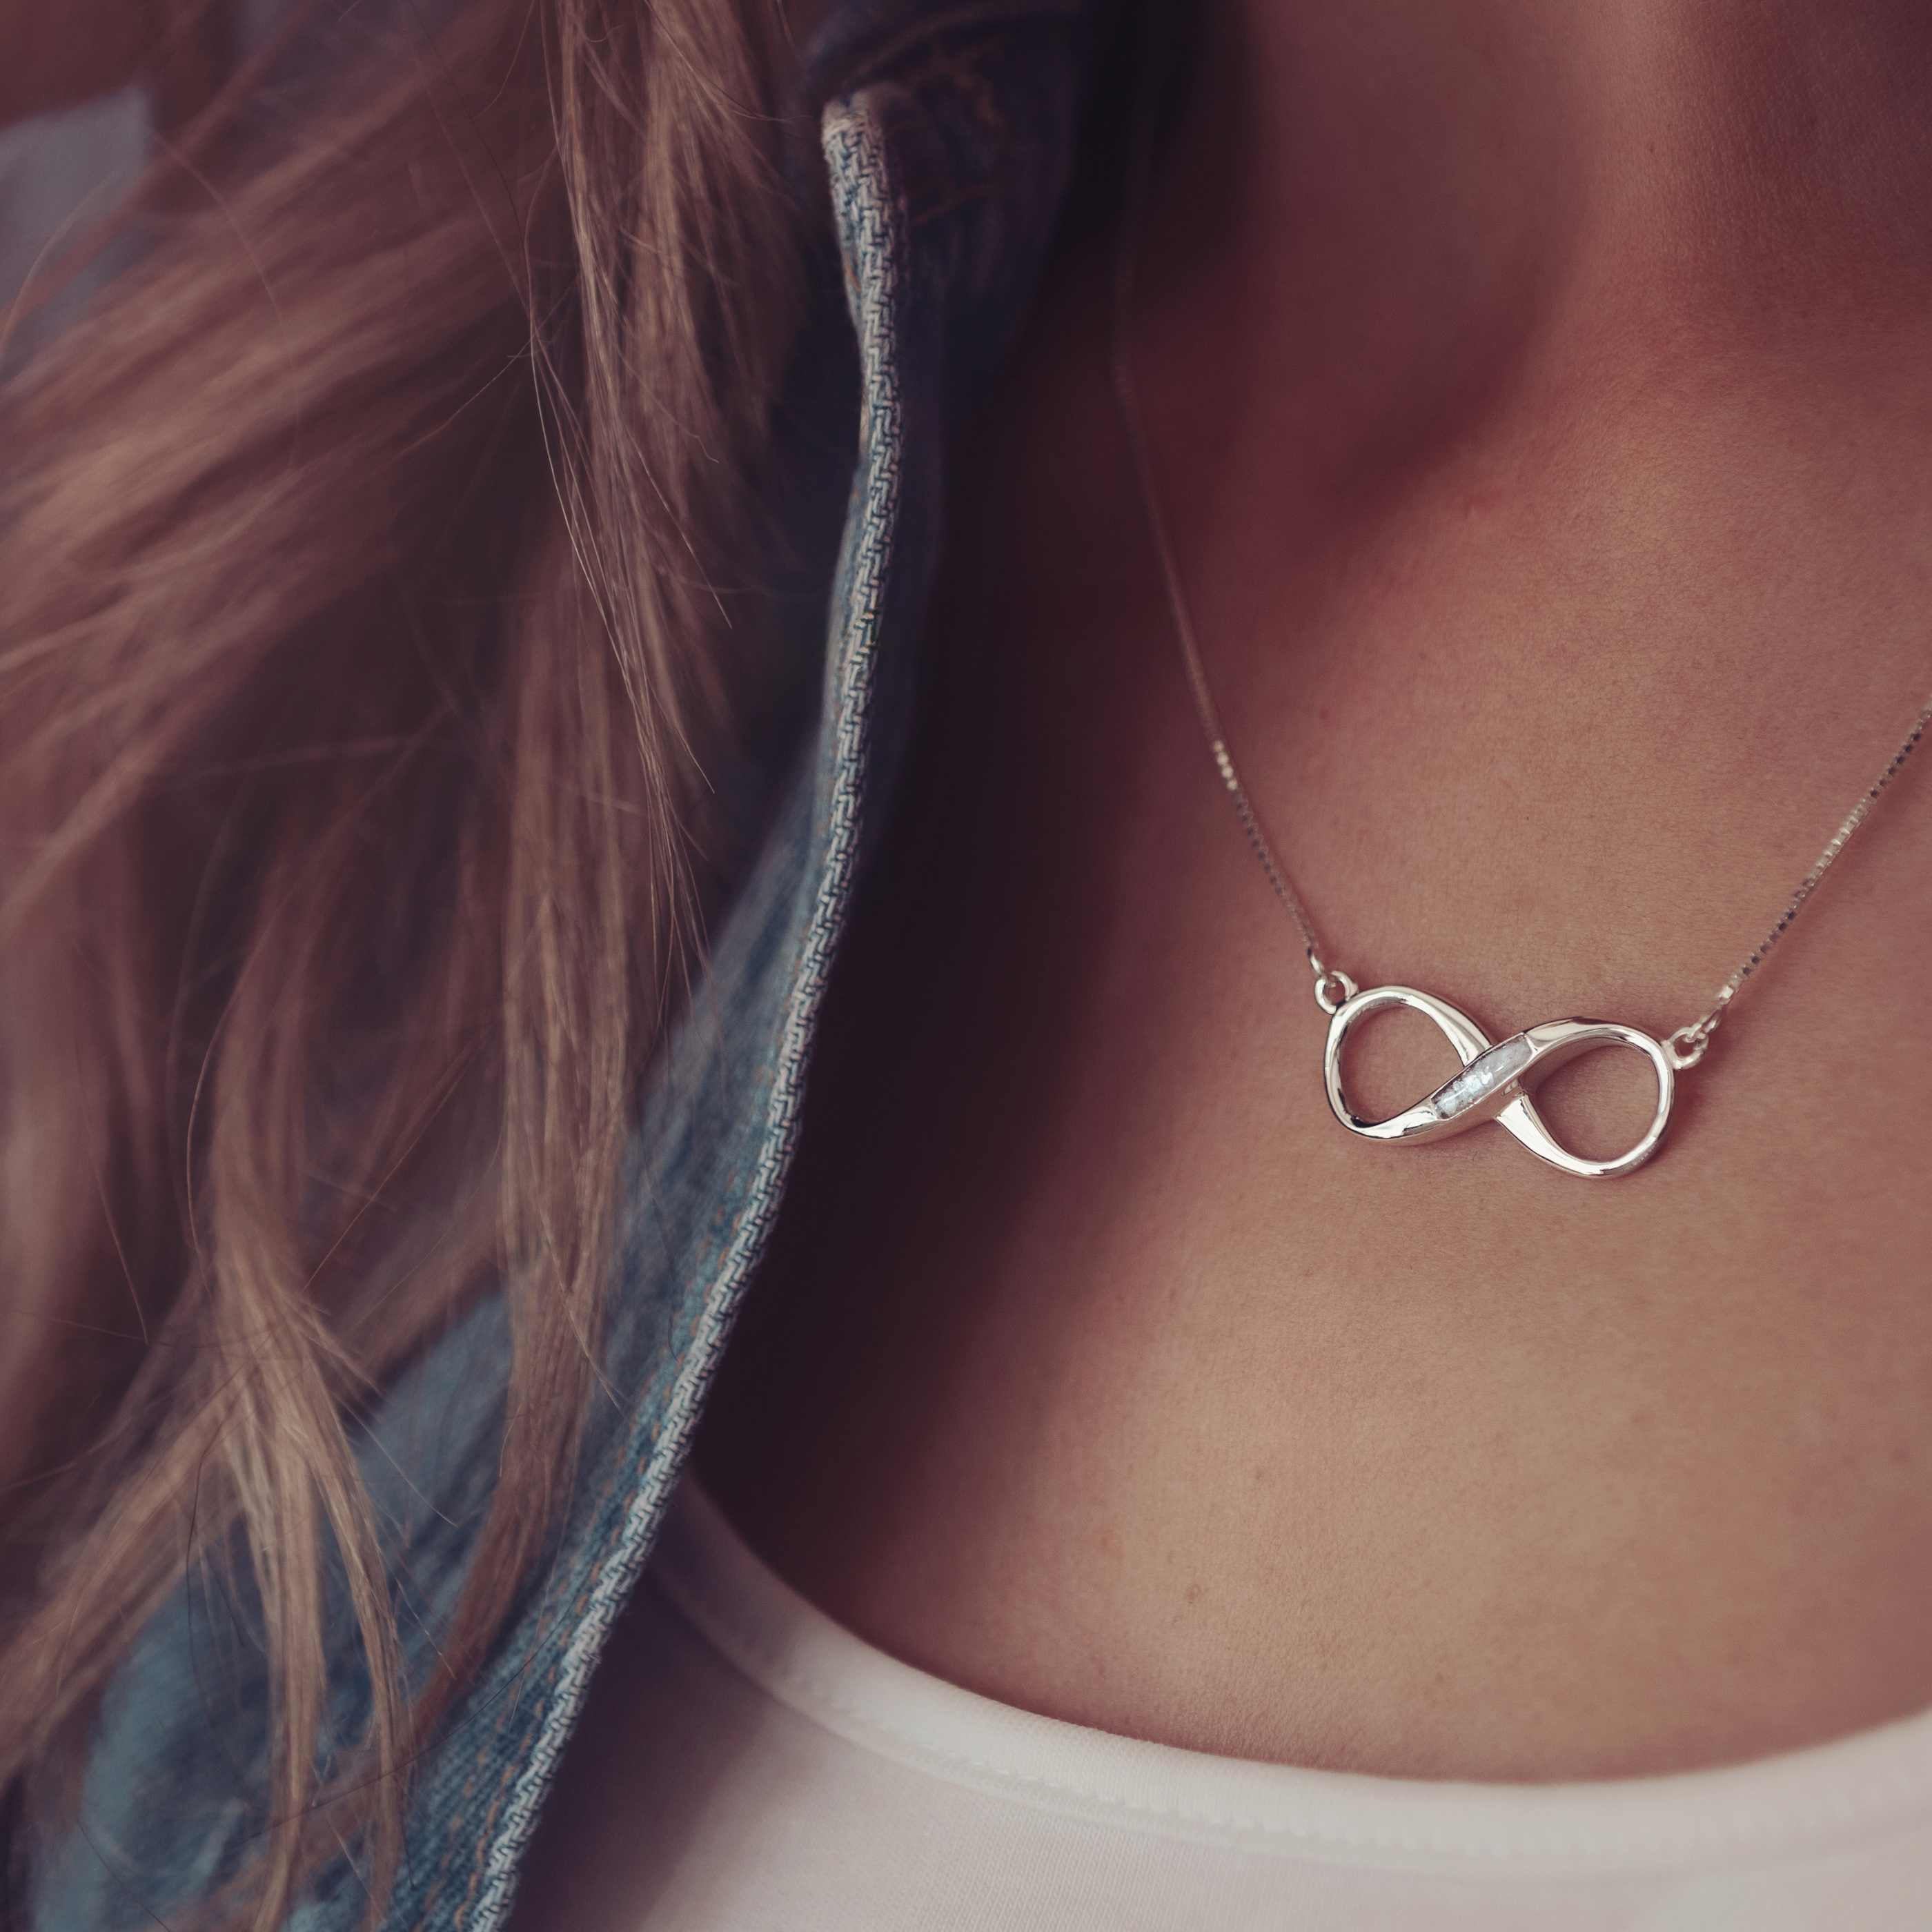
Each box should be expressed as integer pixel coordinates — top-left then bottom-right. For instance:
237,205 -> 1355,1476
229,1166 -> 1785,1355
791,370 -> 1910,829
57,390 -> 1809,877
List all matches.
1108,135 -> 1932,1181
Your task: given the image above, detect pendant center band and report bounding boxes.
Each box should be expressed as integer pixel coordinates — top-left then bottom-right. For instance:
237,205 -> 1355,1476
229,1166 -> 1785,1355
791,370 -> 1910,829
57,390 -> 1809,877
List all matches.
1321,984 -> 1677,1180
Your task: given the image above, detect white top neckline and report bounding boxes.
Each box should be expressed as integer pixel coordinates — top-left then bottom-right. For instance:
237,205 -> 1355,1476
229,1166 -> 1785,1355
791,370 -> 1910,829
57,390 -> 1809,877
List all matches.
655,1475 -> 1932,1875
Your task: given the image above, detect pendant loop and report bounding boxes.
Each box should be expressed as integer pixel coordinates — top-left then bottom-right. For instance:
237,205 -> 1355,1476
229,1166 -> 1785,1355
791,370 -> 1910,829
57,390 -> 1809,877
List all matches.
1312,965 -> 1358,1016
1663,1023 -> 1711,1072
1321,984 -> 1677,1180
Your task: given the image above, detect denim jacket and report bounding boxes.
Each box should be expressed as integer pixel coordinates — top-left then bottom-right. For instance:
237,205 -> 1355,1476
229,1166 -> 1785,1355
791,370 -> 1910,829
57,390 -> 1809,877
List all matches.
23,1 -> 1101,1924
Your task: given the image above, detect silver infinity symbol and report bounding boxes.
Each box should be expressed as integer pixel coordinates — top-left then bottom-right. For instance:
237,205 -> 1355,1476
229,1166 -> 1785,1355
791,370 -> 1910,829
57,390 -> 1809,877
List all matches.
1321,983 -> 1676,1180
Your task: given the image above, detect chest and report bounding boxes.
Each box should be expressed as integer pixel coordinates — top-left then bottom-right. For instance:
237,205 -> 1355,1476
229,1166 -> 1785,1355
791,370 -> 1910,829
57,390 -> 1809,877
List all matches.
695,315 -> 1932,1780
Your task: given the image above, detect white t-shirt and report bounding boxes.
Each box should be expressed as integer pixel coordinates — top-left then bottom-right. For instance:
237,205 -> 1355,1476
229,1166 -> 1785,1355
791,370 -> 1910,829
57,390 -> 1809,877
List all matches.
607,1475 -> 1932,1929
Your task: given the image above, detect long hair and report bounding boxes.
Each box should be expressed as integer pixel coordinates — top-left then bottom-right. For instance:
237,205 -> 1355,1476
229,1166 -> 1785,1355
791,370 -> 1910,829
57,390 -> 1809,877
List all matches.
0,0 -> 810,1920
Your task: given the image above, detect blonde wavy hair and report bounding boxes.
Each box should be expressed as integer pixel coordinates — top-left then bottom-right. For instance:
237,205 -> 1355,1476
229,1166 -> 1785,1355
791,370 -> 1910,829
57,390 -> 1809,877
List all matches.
0,0 -> 811,1920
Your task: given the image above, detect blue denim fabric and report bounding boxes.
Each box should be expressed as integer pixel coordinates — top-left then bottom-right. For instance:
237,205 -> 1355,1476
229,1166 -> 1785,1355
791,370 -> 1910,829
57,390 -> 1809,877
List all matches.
24,2 -> 1098,1924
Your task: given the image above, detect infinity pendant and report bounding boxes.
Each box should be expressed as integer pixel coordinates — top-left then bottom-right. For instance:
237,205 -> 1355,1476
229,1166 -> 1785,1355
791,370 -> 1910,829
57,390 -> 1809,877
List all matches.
1321,983 -> 1677,1180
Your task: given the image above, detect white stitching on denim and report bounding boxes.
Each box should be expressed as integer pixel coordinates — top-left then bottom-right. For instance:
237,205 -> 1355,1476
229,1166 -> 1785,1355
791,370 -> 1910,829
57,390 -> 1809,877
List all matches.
460,97 -> 909,1932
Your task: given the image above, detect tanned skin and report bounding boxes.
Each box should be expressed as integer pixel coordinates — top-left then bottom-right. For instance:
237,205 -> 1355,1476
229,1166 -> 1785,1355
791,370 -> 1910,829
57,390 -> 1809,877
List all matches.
696,0 -> 1932,1784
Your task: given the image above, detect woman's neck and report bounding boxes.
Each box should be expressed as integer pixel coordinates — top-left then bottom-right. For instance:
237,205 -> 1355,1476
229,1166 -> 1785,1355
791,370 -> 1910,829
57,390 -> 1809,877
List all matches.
1119,0 -> 1932,831
1154,0 -> 1932,481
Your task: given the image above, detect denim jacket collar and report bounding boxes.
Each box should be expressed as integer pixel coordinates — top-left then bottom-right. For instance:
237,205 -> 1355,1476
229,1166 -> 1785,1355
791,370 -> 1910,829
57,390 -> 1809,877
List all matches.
37,5 -> 1101,1926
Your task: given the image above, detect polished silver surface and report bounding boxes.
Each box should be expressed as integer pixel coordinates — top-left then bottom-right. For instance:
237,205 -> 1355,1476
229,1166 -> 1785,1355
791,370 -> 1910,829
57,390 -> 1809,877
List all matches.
1322,985 -> 1677,1181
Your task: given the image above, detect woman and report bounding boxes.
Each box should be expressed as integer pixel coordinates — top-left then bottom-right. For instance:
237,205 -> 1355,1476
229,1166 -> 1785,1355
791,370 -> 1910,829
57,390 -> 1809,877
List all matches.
5,0 -> 1932,1925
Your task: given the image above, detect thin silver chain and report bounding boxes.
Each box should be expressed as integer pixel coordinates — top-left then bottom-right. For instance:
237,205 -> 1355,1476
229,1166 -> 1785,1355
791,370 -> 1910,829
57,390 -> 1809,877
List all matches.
1668,704 -> 1931,1062
1107,91 -> 1932,1073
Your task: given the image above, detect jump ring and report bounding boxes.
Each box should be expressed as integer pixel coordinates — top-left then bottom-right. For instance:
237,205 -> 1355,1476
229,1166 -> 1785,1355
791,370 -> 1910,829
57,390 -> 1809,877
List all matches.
1664,1024 -> 1711,1072
1313,967 -> 1358,1016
